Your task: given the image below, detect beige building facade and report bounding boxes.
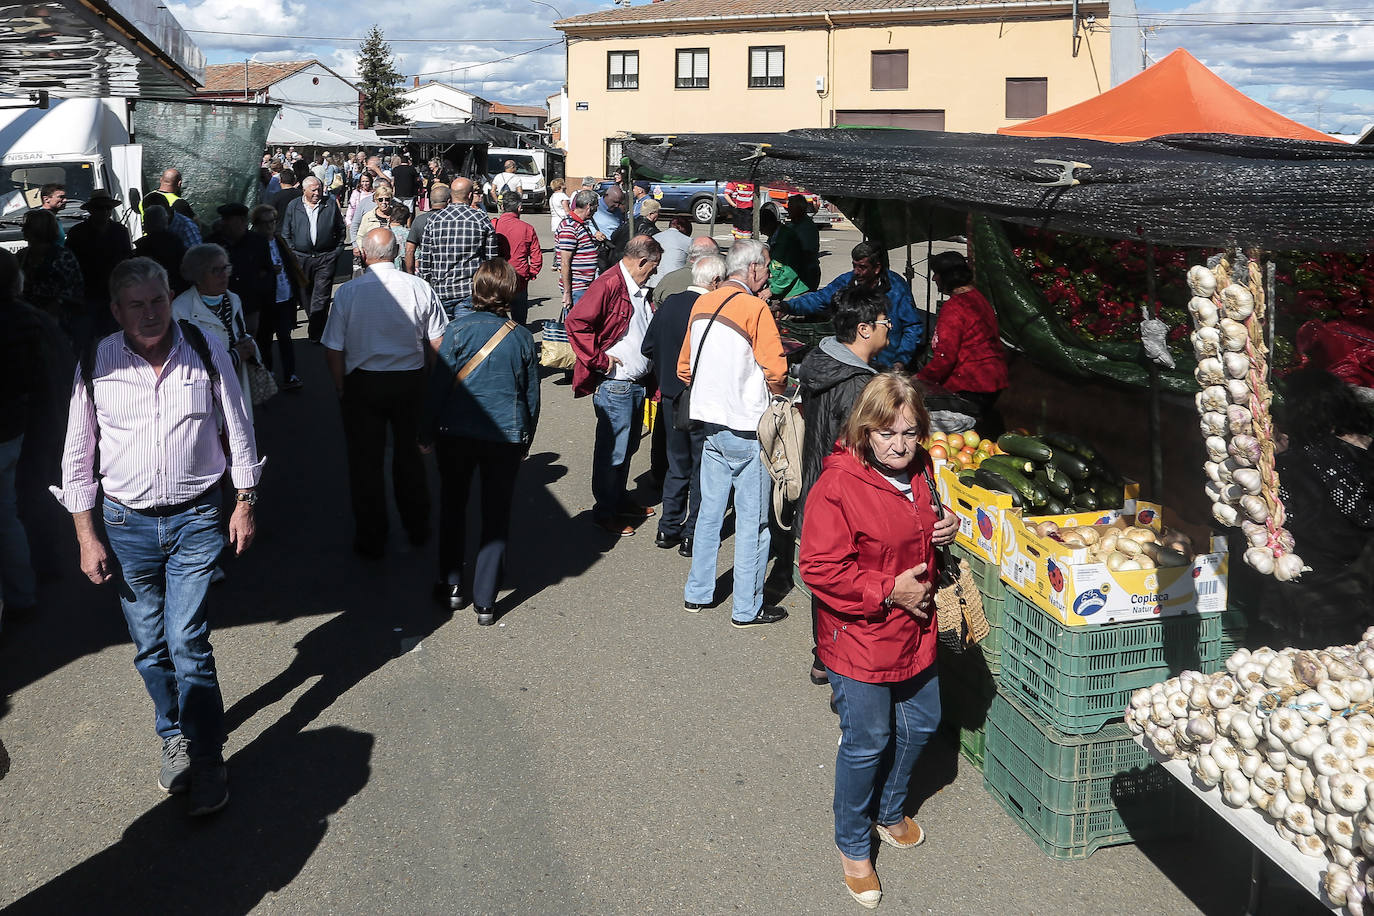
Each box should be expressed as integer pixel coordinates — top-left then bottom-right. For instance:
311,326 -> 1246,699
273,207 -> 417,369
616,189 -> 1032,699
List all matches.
555,0 -> 1124,180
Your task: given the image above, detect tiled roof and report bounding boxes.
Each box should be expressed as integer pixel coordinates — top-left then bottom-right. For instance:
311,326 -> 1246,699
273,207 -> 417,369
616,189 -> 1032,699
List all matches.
490,102 -> 548,118
557,0 -> 1078,28
198,60 -> 314,94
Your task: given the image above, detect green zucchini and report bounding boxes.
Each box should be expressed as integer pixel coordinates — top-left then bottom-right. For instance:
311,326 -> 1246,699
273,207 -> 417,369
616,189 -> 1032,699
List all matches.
1096,483 -> 1125,510
1071,491 -> 1101,510
1090,456 -> 1125,486
978,465 -> 1047,506
1043,432 -> 1099,463
997,433 -> 1053,463
1049,450 -> 1092,481
1044,496 -> 1067,516
1041,464 -> 1074,500
972,470 -> 1024,507
957,470 -> 979,486
981,455 -> 1036,478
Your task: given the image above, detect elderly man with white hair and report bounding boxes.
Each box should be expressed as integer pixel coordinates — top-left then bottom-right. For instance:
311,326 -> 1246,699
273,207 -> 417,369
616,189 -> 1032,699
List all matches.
323,228 -> 448,558
676,238 -> 789,627
280,175 -> 347,342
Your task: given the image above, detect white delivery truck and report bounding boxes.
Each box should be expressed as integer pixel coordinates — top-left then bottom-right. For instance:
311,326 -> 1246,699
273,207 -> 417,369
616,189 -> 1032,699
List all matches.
0,97 -> 144,250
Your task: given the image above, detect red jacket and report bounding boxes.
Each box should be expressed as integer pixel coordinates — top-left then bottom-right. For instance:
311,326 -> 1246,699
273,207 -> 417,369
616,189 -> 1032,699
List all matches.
917,288 -> 1008,394
566,264 -> 632,397
800,445 -> 940,683
493,212 -> 543,291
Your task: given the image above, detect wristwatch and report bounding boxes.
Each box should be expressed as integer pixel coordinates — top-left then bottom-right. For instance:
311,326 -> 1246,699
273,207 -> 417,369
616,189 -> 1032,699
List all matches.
236,489 -> 259,506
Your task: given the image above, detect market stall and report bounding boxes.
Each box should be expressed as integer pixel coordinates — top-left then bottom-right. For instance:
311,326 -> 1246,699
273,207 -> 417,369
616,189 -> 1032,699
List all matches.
623,119 -> 1374,890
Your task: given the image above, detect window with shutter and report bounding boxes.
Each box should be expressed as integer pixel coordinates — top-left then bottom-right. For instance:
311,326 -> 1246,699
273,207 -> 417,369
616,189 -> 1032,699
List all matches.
834,109 -> 945,130
675,49 -> 709,89
607,51 -> 638,90
871,51 -> 908,91
1005,77 -> 1048,118
748,46 -> 784,89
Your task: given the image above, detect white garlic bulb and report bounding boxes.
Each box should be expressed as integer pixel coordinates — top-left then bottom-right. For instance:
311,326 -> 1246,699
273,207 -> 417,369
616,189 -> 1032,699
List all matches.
1223,351 -> 1251,379
1196,357 -> 1225,386
1191,327 -> 1221,358
1221,284 -> 1255,321
1189,296 -> 1220,327
1188,265 -> 1217,297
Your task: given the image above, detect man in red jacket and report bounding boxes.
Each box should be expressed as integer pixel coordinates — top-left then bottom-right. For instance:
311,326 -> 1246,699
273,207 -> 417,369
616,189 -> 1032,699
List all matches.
492,191 -> 543,325
566,235 -> 664,536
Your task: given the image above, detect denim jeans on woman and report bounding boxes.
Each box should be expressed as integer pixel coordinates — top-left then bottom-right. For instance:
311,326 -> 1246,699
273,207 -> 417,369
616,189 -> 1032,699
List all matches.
102,494 -> 226,763
684,424 -> 770,622
828,666 -> 941,859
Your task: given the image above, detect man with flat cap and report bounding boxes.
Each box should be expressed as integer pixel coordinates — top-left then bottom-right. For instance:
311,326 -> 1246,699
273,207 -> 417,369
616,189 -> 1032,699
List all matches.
66,189 -> 133,337
208,202 -> 274,332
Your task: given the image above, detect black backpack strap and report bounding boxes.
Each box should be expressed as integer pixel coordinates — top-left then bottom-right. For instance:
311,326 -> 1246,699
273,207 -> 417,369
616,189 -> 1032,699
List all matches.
177,319 -> 221,389
78,334 -> 99,406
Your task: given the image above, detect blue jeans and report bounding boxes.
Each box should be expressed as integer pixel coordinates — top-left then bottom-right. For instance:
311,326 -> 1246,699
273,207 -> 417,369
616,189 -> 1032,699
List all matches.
829,667 -> 941,859
0,435 -> 36,608
684,426 -> 771,621
102,494 -> 226,762
591,379 -> 645,521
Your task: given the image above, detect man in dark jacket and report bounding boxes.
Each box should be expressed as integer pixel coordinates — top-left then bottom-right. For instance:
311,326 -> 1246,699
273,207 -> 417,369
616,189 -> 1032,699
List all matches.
641,252 -> 725,555
281,177 -> 347,342
266,168 -> 303,216
207,203 -> 274,331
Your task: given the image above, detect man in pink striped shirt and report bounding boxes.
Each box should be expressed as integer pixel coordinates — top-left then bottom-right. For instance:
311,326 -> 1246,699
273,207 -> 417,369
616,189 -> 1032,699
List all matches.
52,257 -> 265,817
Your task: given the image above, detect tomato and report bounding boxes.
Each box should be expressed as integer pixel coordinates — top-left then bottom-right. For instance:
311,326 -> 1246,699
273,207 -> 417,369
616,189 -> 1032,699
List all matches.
956,452 -> 975,468
928,444 -> 948,460
931,430 -> 948,442
964,431 -> 982,448
947,433 -> 965,452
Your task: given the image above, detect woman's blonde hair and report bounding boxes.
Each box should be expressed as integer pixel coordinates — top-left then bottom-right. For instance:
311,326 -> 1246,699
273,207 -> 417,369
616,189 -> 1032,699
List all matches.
841,372 -> 931,467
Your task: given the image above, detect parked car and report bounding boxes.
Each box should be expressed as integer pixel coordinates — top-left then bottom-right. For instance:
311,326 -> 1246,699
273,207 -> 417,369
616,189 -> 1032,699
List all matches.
596,178 -> 842,226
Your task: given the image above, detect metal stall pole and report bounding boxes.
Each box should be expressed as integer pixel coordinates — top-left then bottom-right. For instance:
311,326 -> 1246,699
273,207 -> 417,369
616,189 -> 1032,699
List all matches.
752,180 -> 762,239
1145,239 -> 1164,501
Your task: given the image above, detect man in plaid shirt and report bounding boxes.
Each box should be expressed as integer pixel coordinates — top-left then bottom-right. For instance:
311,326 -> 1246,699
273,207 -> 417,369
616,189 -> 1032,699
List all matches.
415,177 -> 498,318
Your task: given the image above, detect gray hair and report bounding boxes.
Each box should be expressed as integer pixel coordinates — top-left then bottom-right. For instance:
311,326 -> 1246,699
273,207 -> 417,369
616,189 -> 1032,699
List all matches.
691,254 -> 726,288
359,230 -> 399,262
430,184 -> 452,205
182,243 -> 228,284
142,205 -> 169,232
302,176 -> 323,190
686,236 -> 720,265
372,178 -> 392,191
110,256 -> 170,303
572,188 -> 597,211
639,198 -> 660,219
725,238 -> 769,279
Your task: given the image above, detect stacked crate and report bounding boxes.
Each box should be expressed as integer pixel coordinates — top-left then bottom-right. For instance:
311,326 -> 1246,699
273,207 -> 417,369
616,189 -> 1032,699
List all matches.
938,543 -> 1007,769
983,591 -> 1214,857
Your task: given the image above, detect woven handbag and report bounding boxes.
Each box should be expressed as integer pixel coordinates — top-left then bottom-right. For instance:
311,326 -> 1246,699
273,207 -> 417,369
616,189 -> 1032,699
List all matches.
934,549 -> 990,653
244,360 -> 279,406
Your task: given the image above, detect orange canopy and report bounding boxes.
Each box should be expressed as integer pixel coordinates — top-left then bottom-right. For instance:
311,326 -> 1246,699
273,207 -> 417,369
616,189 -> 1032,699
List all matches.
998,49 -> 1338,144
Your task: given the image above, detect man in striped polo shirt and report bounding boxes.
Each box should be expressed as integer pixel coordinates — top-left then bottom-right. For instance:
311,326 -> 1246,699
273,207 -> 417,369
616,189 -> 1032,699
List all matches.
556,188 -> 600,314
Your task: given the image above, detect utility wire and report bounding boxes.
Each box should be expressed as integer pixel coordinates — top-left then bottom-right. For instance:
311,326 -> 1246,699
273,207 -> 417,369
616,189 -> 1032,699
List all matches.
407,40 -> 563,78
186,29 -> 556,42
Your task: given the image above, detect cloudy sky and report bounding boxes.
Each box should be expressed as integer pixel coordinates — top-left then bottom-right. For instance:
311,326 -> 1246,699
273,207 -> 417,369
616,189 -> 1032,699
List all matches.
172,0 -> 1373,136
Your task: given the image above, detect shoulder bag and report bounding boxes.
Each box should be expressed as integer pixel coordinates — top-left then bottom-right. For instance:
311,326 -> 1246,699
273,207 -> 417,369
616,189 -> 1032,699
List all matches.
922,467 -> 988,653
454,319 -> 518,388
673,291 -> 742,432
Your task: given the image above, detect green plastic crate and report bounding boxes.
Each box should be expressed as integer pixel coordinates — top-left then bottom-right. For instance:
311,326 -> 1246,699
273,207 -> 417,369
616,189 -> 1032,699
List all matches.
997,593 -> 1222,735
940,647 -> 997,732
960,725 -> 986,769
984,750 -> 1193,860
986,692 -> 1172,812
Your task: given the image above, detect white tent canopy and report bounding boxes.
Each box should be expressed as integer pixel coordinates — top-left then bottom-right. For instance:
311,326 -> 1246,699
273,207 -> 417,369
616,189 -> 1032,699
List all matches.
267,123 -> 385,148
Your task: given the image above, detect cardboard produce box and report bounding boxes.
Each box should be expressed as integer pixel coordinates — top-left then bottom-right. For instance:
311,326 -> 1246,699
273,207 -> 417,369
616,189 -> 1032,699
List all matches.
999,504 -> 1228,626
939,463 -> 1016,565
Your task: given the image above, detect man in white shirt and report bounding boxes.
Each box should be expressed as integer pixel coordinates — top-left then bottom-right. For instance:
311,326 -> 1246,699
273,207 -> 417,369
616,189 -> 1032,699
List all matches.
564,235 -> 663,536
323,228 -> 448,557
489,159 -> 523,202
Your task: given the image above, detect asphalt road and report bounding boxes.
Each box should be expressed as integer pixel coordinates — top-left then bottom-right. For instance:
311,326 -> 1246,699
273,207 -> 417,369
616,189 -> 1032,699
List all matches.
0,223 -> 1330,914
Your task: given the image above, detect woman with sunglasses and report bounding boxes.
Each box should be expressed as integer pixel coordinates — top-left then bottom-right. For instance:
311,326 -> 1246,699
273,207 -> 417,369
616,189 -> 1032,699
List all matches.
173,243 -> 261,424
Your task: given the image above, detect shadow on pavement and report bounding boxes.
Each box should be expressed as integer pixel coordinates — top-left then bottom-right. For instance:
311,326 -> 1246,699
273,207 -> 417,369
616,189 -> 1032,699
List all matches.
3,725 -> 374,916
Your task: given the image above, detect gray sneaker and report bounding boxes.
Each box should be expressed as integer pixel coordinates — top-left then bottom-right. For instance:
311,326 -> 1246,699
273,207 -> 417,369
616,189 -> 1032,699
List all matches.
158,735 -> 190,794
188,760 -> 229,816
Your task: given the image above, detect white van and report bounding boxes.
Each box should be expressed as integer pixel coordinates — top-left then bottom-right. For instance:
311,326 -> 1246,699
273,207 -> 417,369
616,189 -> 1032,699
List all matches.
483,147 -> 550,210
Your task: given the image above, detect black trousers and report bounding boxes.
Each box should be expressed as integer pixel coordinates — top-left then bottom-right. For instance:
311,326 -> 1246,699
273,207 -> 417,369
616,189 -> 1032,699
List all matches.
658,397 -> 705,540
340,368 -> 429,551
297,248 -> 338,341
254,298 -> 297,378
435,436 -> 523,609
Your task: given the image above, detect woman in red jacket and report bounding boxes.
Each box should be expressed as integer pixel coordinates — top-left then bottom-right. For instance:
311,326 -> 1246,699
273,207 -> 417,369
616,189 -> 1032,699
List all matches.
800,373 -> 942,910
917,251 -> 1007,424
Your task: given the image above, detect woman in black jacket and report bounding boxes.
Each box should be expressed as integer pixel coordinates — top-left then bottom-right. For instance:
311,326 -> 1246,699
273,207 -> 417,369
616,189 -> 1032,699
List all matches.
424,260 -> 540,626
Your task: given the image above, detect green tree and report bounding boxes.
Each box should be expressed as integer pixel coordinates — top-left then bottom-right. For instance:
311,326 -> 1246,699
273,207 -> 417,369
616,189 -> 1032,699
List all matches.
357,25 -> 406,127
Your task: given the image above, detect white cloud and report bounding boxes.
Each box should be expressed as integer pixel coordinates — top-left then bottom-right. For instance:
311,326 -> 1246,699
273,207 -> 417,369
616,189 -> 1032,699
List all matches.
184,0 -> 598,106
1141,0 -> 1374,134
